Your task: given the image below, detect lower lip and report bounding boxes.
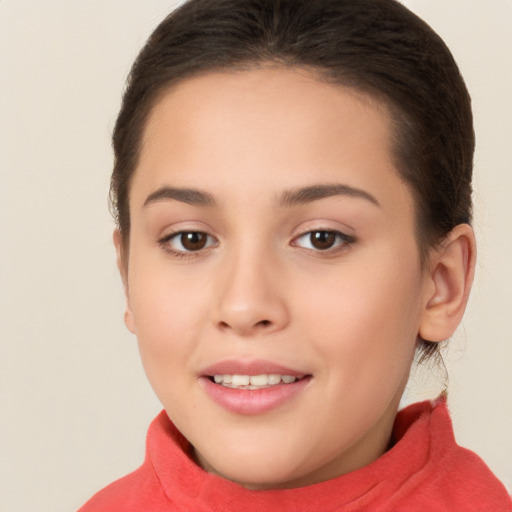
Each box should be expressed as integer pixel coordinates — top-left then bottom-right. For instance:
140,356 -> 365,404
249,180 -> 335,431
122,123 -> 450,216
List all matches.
201,377 -> 311,415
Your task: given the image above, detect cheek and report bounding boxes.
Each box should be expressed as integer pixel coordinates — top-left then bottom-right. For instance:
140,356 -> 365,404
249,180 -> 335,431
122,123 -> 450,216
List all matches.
128,277 -> 209,412
297,249 -> 423,371
127,258 -> 209,368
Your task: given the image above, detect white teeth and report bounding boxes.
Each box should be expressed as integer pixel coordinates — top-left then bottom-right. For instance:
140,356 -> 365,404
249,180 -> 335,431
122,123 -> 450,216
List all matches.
211,373 -> 300,389
268,374 -> 281,385
249,374 -> 268,386
231,375 -> 250,386
214,374 -> 233,384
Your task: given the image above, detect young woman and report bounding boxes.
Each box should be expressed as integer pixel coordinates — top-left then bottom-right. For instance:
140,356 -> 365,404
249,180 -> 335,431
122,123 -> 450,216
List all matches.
79,0 -> 511,510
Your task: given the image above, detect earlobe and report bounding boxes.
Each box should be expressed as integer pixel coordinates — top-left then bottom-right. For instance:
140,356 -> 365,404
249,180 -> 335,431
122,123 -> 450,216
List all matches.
419,224 -> 476,343
113,229 -> 136,334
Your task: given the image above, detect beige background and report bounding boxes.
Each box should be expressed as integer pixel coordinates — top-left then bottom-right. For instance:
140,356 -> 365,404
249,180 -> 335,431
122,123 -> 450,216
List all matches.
1,1 -> 511,510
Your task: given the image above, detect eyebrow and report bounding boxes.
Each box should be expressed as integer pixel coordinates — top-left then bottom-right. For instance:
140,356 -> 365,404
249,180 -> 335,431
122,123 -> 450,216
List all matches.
279,183 -> 380,208
142,183 -> 380,209
143,186 -> 217,207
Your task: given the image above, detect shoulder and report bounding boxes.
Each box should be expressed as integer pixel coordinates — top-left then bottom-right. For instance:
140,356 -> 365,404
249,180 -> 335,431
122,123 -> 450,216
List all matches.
405,446 -> 511,511
77,462 -> 169,512
77,411 -> 179,512
393,399 -> 512,511
428,438 -> 511,511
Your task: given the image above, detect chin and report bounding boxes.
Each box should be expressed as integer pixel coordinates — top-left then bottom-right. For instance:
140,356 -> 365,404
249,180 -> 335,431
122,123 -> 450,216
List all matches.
194,444 -> 310,490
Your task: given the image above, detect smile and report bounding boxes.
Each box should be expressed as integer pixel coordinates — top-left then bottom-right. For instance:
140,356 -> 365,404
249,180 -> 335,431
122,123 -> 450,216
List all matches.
212,374 -> 302,389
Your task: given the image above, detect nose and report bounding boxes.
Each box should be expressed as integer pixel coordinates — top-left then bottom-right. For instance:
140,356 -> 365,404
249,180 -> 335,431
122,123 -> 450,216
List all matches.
213,248 -> 290,337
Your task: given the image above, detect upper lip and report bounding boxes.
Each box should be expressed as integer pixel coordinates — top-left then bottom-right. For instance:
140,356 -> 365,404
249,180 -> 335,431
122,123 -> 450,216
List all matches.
200,359 -> 308,377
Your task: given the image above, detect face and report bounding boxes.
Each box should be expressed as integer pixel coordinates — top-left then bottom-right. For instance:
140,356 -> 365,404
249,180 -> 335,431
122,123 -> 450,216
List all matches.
119,67 -> 434,489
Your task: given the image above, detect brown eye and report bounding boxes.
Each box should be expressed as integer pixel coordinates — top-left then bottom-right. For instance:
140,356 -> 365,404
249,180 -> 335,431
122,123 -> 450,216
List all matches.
180,232 -> 208,251
310,231 -> 336,250
162,231 -> 216,254
293,229 -> 354,252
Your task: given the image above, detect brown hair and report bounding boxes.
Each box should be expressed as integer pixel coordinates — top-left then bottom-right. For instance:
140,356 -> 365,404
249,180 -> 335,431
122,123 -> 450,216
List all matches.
110,0 -> 474,361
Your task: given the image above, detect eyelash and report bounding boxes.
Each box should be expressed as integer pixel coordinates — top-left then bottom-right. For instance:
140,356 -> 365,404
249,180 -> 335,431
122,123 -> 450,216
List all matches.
158,231 -> 218,258
158,229 -> 355,258
291,229 -> 355,254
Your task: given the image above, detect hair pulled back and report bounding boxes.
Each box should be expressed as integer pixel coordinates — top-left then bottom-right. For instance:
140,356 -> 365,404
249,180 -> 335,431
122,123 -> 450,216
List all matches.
111,0 -> 474,361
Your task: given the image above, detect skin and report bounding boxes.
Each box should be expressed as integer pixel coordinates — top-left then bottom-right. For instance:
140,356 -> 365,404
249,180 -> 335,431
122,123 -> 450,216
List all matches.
115,67 -> 475,490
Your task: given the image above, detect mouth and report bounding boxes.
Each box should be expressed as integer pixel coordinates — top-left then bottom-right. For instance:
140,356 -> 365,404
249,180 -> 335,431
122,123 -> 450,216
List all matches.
208,373 -> 307,390
199,360 -> 312,414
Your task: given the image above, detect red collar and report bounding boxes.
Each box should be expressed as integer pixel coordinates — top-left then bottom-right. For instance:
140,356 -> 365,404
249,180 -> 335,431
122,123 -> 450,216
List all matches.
146,399 -> 445,511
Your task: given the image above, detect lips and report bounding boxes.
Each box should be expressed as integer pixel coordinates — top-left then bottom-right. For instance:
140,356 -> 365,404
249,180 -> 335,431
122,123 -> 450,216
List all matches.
199,359 -> 311,415
212,373 -> 302,389
201,359 -> 307,377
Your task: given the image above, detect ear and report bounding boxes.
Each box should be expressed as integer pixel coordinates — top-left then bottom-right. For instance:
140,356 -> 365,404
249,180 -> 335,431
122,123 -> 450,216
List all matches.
419,224 -> 476,342
113,229 -> 136,334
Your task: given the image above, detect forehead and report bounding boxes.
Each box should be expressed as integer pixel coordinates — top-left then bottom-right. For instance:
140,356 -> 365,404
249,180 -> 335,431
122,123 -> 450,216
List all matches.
142,67 -> 391,144
131,67 -> 413,222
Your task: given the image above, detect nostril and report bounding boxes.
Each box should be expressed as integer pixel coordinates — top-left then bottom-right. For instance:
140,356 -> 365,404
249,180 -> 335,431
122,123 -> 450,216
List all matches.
216,316 -> 278,334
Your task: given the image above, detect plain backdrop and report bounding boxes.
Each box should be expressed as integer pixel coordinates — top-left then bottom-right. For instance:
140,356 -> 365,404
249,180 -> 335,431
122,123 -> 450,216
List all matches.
1,1 -> 511,510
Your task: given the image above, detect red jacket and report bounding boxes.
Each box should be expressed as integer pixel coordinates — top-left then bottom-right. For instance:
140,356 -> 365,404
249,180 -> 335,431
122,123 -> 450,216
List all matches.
79,399 -> 511,511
